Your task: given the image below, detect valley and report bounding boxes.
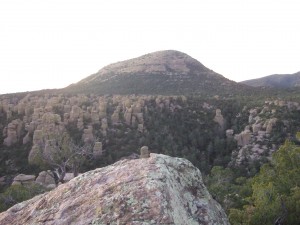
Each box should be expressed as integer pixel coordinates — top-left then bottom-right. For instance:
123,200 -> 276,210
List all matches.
0,50 -> 299,224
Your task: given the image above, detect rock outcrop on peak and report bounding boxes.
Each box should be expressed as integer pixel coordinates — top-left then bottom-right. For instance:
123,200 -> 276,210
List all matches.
82,50 -> 212,79
65,50 -> 250,96
0,154 -> 229,225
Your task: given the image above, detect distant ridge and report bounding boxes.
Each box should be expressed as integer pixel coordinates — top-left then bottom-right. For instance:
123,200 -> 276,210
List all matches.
240,71 -> 300,88
64,50 -> 252,96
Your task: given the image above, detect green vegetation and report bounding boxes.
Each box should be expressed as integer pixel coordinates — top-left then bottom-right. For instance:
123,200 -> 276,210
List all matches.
241,71 -> 300,88
205,138 -> 300,224
28,131 -> 94,183
226,140 -> 300,225
64,71 -> 274,98
0,143 -> 39,177
0,183 -> 48,212
1,50 -> 300,218
1,92 -> 300,217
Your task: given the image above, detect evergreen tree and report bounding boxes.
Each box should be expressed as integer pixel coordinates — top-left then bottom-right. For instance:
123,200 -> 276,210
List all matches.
229,140 -> 300,225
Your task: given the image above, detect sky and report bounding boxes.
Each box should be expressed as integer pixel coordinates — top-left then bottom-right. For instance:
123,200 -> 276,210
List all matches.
0,0 -> 299,94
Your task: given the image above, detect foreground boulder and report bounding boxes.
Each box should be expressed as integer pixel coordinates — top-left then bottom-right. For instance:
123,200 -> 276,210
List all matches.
0,154 -> 229,225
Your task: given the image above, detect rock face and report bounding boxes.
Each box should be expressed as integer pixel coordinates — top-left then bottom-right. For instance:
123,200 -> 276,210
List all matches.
0,154 -> 229,225
3,119 -> 23,146
213,109 -> 225,129
234,127 -> 252,147
230,100 -> 290,166
86,50 -> 211,78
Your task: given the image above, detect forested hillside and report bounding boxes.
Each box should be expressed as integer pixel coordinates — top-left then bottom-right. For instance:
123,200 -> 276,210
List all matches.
1,50 -> 300,224
241,71 -> 300,88
1,91 -> 300,223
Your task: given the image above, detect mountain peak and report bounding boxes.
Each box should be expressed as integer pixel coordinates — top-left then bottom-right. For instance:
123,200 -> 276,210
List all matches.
65,50 -> 246,95
96,50 -> 210,77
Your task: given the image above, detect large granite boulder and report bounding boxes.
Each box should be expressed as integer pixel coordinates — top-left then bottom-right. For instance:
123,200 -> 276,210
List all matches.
0,154 -> 229,225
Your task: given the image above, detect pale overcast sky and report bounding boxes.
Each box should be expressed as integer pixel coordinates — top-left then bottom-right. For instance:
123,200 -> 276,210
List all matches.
0,0 -> 299,94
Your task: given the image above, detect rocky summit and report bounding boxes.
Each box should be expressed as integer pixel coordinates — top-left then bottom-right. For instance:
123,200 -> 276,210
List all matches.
80,50 -> 212,79
65,50 -> 248,96
0,154 -> 229,225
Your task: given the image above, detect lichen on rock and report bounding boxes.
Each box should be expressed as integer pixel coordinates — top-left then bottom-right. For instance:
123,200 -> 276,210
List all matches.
0,154 -> 229,225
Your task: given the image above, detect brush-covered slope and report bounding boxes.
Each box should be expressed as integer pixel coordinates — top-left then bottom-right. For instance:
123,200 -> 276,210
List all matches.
241,71 -> 300,88
0,154 -> 229,225
65,50 -> 250,96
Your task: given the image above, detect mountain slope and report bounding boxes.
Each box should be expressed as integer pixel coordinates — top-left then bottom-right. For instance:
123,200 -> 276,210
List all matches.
0,154 -> 229,225
64,50 -> 251,96
240,71 -> 300,88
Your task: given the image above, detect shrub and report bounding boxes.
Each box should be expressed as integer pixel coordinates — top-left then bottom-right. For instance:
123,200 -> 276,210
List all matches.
0,183 -> 48,212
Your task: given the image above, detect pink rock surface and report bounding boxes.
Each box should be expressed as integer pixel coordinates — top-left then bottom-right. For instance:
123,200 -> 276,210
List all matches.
0,154 -> 229,225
